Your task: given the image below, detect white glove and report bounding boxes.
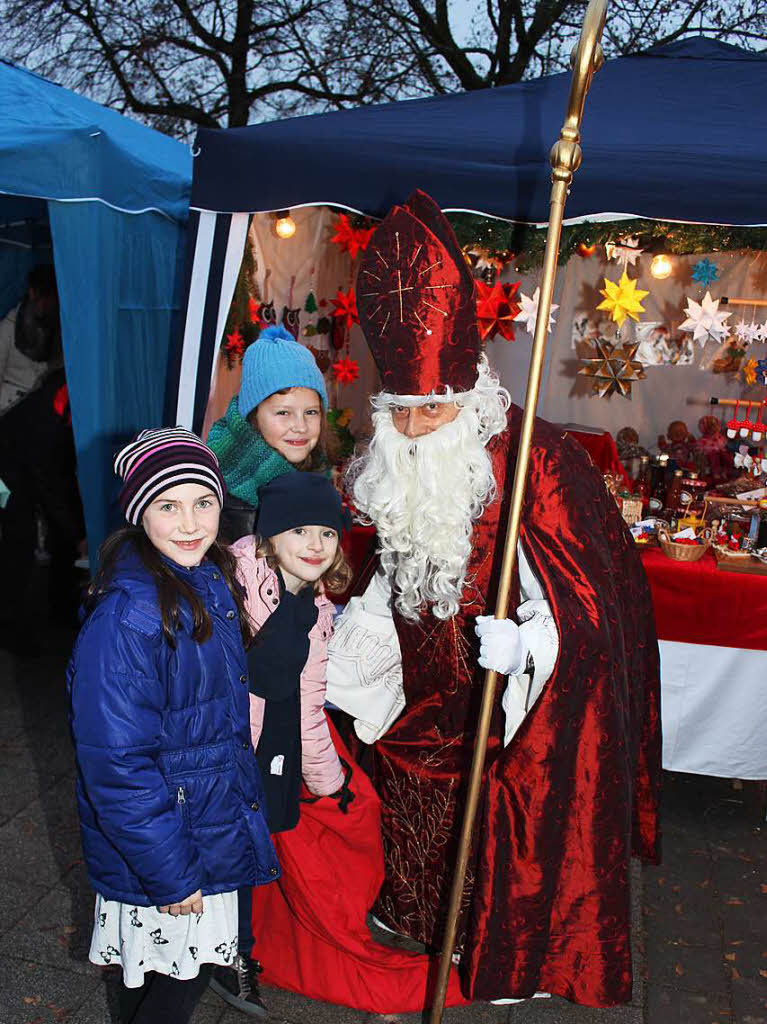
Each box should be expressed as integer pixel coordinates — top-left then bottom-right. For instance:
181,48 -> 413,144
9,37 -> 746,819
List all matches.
475,615 -> 528,677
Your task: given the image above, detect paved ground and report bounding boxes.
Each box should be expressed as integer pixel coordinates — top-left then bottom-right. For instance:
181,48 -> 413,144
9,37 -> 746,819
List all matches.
0,624 -> 765,1023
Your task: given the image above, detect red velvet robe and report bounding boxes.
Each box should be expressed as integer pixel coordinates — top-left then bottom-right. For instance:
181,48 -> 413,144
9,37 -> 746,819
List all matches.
373,406 -> 661,1006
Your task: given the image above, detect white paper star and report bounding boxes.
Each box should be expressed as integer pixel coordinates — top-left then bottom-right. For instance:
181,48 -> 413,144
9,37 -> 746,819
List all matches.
743,321 -> 761,344
605,236 -> 643,270
679,291 -> 731,345
734,320 -> 752,342
514,287 -> 558,335
754,322 -> 767,343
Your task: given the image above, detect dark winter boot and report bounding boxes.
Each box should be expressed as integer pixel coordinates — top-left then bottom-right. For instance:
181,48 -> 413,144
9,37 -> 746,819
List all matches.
209,954 -> 267,1017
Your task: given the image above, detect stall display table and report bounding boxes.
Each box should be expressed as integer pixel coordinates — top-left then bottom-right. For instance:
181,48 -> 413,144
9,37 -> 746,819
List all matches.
338,526 -> 767,780
640,547 -> 767,779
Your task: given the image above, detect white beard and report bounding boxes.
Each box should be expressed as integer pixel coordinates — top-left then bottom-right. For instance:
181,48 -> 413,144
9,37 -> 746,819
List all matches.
347,382 -> 508,621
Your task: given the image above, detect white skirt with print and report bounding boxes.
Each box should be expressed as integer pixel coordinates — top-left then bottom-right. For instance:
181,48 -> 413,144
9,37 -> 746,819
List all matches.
89,891 -> 239,988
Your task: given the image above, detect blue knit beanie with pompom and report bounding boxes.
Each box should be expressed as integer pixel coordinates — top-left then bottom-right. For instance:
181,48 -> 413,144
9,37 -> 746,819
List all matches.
237,325 -> 328,418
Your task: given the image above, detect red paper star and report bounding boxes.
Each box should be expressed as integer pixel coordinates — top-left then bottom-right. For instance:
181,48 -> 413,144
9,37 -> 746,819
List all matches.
332,357 -> 360,385
225,327 -> 245,357
331,287 -> 359,330
330,214 -> 374,261
247,297 -> 259,323
475,280 -> 521,341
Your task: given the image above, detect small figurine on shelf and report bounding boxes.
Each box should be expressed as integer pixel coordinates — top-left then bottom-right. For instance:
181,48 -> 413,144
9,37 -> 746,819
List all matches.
615,426 -> 649,478
616,426 -> 643,458
713,509 -> 753,557
603,472 -> 643,525
694,415 -> 733,484
658,420 -> 697,472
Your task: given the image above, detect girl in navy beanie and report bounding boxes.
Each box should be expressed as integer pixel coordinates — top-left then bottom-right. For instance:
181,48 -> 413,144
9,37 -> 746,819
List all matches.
207,326 -> 337,544
209,472 -> 354,1017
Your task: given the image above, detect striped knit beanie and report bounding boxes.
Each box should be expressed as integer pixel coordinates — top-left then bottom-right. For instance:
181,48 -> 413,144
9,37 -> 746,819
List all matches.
114,427 -> 225,525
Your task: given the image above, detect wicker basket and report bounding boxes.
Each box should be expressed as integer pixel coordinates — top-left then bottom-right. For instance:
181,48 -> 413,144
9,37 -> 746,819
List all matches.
657,527 -> 711,562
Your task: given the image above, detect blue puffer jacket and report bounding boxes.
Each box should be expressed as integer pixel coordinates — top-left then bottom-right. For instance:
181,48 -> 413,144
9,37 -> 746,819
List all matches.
67,546 -> 280,907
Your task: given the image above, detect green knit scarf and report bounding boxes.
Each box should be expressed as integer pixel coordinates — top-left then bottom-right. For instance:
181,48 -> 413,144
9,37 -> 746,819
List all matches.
207,398 -> 295,508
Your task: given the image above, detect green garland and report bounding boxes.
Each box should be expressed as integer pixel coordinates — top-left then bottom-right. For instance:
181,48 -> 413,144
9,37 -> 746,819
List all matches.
447,214 -> 767,273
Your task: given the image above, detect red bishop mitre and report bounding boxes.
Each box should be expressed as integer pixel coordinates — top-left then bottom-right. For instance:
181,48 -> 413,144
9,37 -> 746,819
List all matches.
357,190 -> 480,396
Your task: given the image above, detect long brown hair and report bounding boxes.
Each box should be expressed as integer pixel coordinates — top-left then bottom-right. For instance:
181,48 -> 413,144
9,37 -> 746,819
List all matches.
84,528 -> 252,648
247,388 -> 341,471
255,534 -> 353,597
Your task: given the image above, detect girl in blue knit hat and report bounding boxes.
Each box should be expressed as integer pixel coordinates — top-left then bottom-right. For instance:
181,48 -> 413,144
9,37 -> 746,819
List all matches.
207,326 -> 336,544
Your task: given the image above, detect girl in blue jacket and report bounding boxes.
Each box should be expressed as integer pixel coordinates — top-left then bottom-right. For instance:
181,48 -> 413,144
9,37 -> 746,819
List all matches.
67,427 -> 279,1024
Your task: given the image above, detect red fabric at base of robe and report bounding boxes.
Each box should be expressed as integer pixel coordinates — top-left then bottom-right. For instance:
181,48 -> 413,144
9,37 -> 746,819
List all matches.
373,407 -> 661,1007
252,718 -> 468,1013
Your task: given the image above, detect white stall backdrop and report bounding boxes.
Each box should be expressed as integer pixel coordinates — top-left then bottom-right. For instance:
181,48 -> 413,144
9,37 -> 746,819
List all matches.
490,246 -> 767,448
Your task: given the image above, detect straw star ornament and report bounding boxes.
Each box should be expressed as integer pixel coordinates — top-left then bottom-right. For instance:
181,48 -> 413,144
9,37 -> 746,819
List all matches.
578,339 -> 646,398
596,272 -> 648,328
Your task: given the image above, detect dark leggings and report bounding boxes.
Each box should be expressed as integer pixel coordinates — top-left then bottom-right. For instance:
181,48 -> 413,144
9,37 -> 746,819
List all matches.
119,964 -> 212,1024
237,886 -> 254,956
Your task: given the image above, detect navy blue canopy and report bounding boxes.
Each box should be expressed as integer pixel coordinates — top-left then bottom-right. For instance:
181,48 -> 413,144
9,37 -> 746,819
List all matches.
0,60 -> 192,561
190,38 -> 766,227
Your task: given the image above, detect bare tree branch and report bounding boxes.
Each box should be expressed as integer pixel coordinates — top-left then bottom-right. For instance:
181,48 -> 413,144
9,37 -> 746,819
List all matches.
0,0 -> 764,141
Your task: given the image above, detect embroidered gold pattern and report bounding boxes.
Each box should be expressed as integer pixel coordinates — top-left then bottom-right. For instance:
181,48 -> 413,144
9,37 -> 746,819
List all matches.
377,738 -> 476,949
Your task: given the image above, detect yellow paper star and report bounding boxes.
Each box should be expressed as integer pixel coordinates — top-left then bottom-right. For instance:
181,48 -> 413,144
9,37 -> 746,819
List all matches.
596,271 -> 649,328
743,358 -> 757,385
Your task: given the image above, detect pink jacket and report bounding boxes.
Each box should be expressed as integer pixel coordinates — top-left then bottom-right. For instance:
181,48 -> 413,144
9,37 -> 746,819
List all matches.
230,536 -> 344,796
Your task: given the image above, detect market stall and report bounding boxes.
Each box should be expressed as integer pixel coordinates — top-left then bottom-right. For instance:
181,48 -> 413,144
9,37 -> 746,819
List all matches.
0,59 -> 192,560
166,37 -> 767,785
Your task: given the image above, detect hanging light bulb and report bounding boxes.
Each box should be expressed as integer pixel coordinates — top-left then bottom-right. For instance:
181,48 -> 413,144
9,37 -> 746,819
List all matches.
650,254 -> 672,280
273,210 -> 296,239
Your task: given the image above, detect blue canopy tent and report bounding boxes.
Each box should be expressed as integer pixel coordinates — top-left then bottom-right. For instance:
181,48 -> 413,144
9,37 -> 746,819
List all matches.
171,37 -> 767,430
0,59 -> 192,561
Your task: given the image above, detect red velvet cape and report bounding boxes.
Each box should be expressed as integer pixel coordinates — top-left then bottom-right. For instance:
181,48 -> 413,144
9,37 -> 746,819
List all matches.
374,407 -> 661,1006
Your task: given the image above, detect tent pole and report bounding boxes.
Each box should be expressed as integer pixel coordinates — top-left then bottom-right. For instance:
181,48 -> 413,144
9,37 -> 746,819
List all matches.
427,3 -> 608,1020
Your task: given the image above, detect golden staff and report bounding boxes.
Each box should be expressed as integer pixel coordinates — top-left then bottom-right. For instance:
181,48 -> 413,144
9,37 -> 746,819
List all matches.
428,2 -> 608,1020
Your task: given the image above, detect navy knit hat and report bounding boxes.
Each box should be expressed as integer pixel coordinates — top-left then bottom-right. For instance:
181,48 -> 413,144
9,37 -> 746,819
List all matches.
256,473 -> 352,540
238,326 -> 328,418
114,427 -> 225,525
